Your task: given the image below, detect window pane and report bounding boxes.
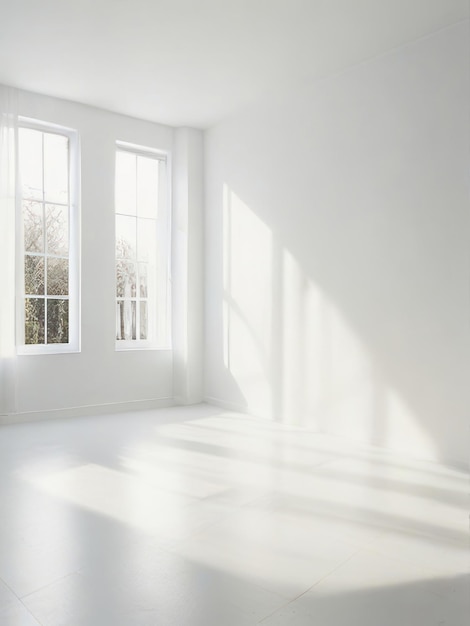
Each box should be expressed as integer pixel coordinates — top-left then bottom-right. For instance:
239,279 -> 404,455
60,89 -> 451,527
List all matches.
116,215 -> 136,259
130,300 -> 136,340
19,124 -> 76,352
116,260 -> 136,298
140,301 -> 148,340
25,298 -> 45,344
19,128 -> 43,200
115,146 -> 169,347
116,300 -> 136,340
47,299 -> 69,343
138,262 -> 148,297
137,156 -> 158,218
115,151 -> 136,215
47,257 -> 69,295
23,201 -> 44,253
137,218 -> 156,262
46,204 -> 69,256
116,301 -> 123,340
25,255 -> 45,295
44,133 -> 68,203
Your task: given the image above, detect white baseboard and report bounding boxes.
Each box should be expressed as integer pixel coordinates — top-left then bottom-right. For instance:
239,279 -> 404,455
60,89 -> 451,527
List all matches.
173,395 -> 204,406
203,395 -> 251,414
0,396 -> 175,426
204,395 -> 276,421
205,396 -> 282,422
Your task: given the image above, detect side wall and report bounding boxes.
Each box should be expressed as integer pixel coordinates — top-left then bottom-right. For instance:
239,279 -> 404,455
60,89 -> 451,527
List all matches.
204,23 -> 470,466
10,92 -> 175,418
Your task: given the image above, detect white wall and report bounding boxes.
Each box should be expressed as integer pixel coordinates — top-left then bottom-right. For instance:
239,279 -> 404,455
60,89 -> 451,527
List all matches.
172,127 -> 204,405
204,22 -> 470,466
8,91 -> 180,419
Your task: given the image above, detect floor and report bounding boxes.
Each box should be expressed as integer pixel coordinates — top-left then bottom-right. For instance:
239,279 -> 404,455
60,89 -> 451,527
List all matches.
0,404 -> 468,626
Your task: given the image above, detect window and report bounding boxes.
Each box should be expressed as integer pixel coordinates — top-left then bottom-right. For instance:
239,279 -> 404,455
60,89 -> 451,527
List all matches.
115,143 -> 170,349
17,120 -> 79,353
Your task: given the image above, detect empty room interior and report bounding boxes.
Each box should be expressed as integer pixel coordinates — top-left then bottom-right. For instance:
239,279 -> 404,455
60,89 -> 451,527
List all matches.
0,1 -> 469,625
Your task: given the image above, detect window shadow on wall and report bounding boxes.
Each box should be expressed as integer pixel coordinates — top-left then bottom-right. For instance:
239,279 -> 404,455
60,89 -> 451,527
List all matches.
213,183 -> 467,466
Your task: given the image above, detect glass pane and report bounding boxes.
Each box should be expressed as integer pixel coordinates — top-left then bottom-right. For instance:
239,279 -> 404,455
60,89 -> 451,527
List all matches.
116,301 -> 124,340
47,257 -> 69,296
116,215 -> 136,259
116,300 -> 136,340
44,133 -> 68,203
24,255 -> 45,295
47,299 -> 69,343
116,260 -> 136,298
25,298 -> 45,344
137,218 -> 156,262
140,301 -> 148,340
46,204 -> 69,256
138,263 -> 148,297
130,300 -> 136,340
137,156 -> 158,218
19,128 -> 43,200
23,201 -> 44,253
115,151 -> 136,215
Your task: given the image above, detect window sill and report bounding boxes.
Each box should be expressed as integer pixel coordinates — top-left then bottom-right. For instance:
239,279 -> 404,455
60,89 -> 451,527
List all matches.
115,342 -> 172,352
17,345 -> 80,356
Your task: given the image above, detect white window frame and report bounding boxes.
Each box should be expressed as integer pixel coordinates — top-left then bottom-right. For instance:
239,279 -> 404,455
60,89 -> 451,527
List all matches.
16,117 -> 81,355
114,141 -> 171,351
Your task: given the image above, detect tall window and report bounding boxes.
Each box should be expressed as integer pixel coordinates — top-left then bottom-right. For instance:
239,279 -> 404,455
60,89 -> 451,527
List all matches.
115,144 -> 170,349
17,121 -> 79,353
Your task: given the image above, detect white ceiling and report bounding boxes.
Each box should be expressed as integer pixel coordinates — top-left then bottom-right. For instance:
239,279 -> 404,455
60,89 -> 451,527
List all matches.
0,0 -> 467,128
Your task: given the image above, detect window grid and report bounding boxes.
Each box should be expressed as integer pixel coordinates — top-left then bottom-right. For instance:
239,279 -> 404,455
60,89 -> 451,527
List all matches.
19,124 -> 73,349
115,147 -> 163,346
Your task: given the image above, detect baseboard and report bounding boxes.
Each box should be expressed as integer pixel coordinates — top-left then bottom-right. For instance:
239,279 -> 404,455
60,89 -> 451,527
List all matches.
204,396 -> 286,422
204,395 -> 277,421
0,396 -> 175,426
173,395 -> 204,406
203,395 -> 250,413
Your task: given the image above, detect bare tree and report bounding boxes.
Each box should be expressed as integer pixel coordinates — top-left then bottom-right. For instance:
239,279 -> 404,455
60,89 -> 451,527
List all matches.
23,201 -> 69,344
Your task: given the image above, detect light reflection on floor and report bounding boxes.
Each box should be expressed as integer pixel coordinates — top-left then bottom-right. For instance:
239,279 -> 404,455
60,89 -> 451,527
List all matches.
0,405 -> 468,625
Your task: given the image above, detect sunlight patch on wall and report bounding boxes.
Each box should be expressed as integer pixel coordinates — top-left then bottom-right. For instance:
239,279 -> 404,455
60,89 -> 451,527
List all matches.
384,389 -> 437,460
219,184 -> 439,461
223,185 -> 272,415
281,248 -> 372,432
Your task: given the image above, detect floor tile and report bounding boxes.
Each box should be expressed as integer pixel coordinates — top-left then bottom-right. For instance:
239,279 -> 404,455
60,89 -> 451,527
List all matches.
285,549 -> 470,626
22,551 -> 283,626
0,579 -> 17,608
0,598 -> 41,626
174,505 -> 357,599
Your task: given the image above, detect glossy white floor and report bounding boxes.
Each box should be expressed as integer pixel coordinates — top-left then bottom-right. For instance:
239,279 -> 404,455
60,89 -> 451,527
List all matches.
0,404 -> 468,625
